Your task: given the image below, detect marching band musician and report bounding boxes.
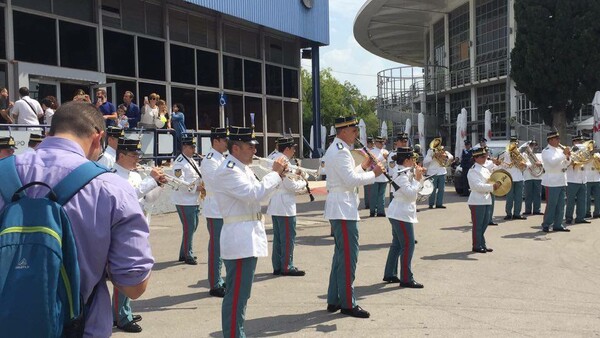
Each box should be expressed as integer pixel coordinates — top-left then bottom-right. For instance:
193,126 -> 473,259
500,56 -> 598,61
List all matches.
565,133 -> 590,224
112,138 -> 166,333
541,131 -> 571,232
382,147 -> 424,288
370,136 -> 389,217
387,132 -> 410,203
468,147 -> 502,253
363,136 -> 374,209
523,140 -> 544,215
483,146 -> 501,226
200,127 -> 228,297
323,116 -> 383,319
24,133 -> 44,152
213,126 -> 286,338
172,135 -> 203,265
97,126 -> 123,168
423,137 -> 453,209
500,136 -> 528,220
584,136 -> 600,219
0,136 -> 16,159
267,136 -> 307,277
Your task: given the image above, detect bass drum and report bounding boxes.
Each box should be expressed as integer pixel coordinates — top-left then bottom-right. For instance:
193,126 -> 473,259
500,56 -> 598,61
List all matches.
416,179 -> 434,202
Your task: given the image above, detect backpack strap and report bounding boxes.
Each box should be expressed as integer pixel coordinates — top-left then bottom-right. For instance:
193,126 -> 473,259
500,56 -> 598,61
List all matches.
0,156 -> 22,204
52,161 -> 110,206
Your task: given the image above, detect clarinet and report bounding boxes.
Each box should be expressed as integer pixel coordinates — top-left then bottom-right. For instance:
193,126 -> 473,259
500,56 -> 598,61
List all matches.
355,138 -> 400,191
293,158 -> 315,202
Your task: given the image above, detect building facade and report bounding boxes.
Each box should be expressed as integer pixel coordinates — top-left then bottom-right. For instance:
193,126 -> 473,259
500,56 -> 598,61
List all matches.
0,0 -> 329,156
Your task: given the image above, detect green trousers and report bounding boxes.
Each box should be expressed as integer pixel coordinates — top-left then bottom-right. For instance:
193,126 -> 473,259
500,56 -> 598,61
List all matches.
222,257 -> 257,338
586,181 -> 600,217
383,219 -> 415,283
176,205 -> 199,260
206,217 -> 224,289
271,215 -> 297,273
470,204 -> 491,249
542,186 -> 566,230
112,287 -> 133,326
566,183 -> 586,222
524,179 -> 542,214
327,219 -> 359,310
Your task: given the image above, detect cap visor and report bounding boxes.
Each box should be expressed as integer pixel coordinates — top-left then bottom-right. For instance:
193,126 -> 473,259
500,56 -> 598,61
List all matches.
249,140 -> 259,145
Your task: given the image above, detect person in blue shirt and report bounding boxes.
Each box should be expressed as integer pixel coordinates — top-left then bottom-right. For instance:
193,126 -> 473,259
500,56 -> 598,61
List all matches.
95,89 -> 117,127
171,103 -> 186,155
123,91 -> 140,128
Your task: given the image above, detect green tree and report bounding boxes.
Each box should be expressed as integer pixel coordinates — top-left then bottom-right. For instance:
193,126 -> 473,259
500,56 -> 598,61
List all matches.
302,68 -> 378,147
511,0 -> 600,142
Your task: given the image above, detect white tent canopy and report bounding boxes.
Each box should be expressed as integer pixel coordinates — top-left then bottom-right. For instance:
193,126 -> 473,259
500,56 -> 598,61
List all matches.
577,116 -> 595,131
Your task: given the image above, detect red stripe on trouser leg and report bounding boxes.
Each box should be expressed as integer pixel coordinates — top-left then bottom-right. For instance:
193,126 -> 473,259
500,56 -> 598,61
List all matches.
284,217 -> 290,273
230,260 -> 243,338
470,205 -> 477,248
179,206 -> 189,258
399,221 -> 409,282
113,288 -> 119,318
341,220 -> 352,309
209,218 -> 214,287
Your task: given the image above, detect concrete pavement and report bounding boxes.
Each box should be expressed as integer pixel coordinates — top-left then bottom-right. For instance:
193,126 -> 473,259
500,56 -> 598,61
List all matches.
114,186 -> 600,337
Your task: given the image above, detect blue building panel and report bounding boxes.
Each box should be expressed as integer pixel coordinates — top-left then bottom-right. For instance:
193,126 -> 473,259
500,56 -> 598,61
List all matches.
184,0 -> 329,45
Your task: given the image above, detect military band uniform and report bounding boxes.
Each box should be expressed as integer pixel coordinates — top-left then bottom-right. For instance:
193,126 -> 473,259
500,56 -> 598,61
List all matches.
585,158 -> 600,218
324,137 -> 376,315
423,148 -> 453,208
483,157 -> 498,225
266,152 -> 307,275
565,145 -> 587,224
214,147 -> 282,338
467,159 -> 494,252
383,163 -> 419,284
541,139 -> 571,232
369,143 -> 388,216
363,138 -> 374,209
387,150 -> 397,203
97,126 -> 124,168
523,153 -> 543,214
97,145 -> 116,168
500,147 -> 527,219
172,152 -> 202,263
200,147 -> 226,293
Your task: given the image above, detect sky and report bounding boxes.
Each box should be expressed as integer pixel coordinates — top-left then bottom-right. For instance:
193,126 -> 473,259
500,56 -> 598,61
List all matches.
301,0 -> 402,98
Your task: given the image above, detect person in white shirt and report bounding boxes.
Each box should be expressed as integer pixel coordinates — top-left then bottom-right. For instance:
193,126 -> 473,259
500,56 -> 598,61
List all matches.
267,136 -> 307,277
213,126 -> 286,338
500,136 -> 528,220
97,126 -> 124,168
363,136 -> 375,209
369,136 -> 389,217
383,147 -> 425,288
584,136 -> 600,219
323,116 -> 383,319
483,146 -> 501,226
172,135 -> 203,265
10,87 -> 43,130
387,133 -> 410,203
468,147 -> 501,253
522,140 -> 544,215
423,137 -> 453,209
565,133 -> 590,224
199,127 -> 228,298
541,131 -> 571,232
40,97 -> 55,126
139,93 -> 160,129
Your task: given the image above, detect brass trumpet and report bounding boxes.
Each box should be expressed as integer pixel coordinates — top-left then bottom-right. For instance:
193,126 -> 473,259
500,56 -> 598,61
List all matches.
253,156 -> 319,179
137,164 -> 195,191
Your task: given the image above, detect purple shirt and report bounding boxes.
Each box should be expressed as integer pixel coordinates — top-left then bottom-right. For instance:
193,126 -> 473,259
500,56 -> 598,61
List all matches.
0,137 -> 154,337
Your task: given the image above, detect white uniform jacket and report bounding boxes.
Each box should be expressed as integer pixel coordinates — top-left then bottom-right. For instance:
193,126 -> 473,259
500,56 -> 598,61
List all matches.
541,145 -> 570,187
200,149 -> 225,218
266,153 -> 307,217
113,163 -> 160,208
584,159 -> 600,183
423,149 -> 453,176
97,146 -> 116,169
483,158 -> 498,172
171,154 -> 202,206
323,137 -> 376,221
523,153 -> 543,181
467,163 -> 494,205
214,155 -> 282,260
267,150 -> 281,161
566,148 -> 587,184
387,165 -> 420,223
371,147 -> 389,183
500,151 -> 526,182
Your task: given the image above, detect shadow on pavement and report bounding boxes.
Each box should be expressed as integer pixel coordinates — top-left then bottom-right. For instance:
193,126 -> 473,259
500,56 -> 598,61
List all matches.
296,234 -> 334,246
420,251 -> 479,261
502,231 -> 549,240
151,260 -> 190,271
440,225 -> 472,232
134,291 -> 207,312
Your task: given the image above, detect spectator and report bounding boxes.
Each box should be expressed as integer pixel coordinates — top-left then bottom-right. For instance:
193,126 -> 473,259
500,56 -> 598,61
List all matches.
95,88 -> 117,127
0,102 -> 154,336
11,87 -> 44,130
0,88 -> 14,124
157,99 -> 171,129
122,91 -> 140,128
139,93 -> 159,129
171,103 -> 186,155
117,104 -> 130,129
40,97 -> 55,126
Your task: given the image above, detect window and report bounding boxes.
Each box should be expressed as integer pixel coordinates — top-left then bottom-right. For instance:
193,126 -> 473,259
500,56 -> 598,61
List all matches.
170,44 -> 195,85
0,8 -> 5,60
449,4 -> 470,71
13,12 -> 57,66
223,56 -> 243,91
60,21 -> 97,71
102,0 -> 121,29
267,99 -> 282,133
169,10 -> 188,43
189,15 -> 217,49
12,0 -> 51,12
224,94 -> 243,127
244,60 -> 262,94
122,0 -> 145,34
223,25 -> 241,55
265,36 -> 283,64
54,0 -> 93,22
171,87 -> 197,130
245,96 -> 263,133
104,30 -> 135,77
284,101 -> 299,134
197,90 -> 219,130
196,50 -> 219,88
145,3 -> 163,38
477,84 -> 507,138
283,68 -> 298,98
240,29 -> 260,59
138,37 -> 165,81
266,65 -> 282,97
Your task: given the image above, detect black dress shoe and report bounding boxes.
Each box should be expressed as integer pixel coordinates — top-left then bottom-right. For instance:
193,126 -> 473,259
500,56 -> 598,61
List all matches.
488,222 -> 498,226
472,247 -> 487,253
585,213 -> 592,218
273,270 -> 281,275
132,314 -> 142,323
575,219 -> 591,224
503,215 -> 512,220
428,206 -> 434,209
179,255 -> 197,262
184,257 -> 198,265
340,305 -> 370,318
436,205 -> 447,209
522,212 -> 532,215
117,321 -> 142,333
209,287 -> 226,298
327,304 -> 341,312
484,247 -> 493,252
513,215 -> 527,220
533,212 -> 544,215
281,267 -> 306,276
542,228 -> 550,233
369,213 -> 375,217
400,280 -> 424,288
553,227 -> 571,232
565,219 -> 573,224
376,213 -> 386,217
382,276 -> 401,283
594,215 -> 600,219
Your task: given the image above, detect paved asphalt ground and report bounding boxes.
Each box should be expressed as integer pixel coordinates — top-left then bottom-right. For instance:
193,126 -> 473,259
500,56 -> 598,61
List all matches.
114,185 -> 600,337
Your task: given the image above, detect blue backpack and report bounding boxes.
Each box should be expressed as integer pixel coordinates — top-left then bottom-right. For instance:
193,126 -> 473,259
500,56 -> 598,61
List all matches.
0,156 -> 109,337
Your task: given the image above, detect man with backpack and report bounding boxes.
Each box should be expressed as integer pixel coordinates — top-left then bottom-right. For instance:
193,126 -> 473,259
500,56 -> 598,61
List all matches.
0,101 -> 154,337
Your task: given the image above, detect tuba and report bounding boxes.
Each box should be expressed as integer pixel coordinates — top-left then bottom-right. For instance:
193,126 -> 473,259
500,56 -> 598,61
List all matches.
506,143 -> 528,171
429,138 -> 452,167
570,140 -> 594,166
519,141 -> 544,177
593,153 -> 600,171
